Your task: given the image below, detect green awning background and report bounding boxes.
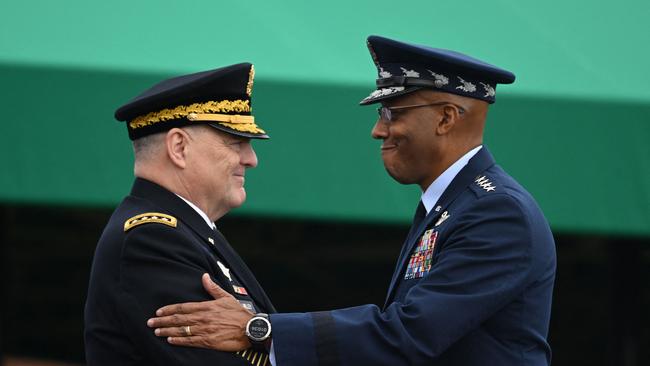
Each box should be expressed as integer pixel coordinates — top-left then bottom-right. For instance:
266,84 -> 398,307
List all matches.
1,0 -> 649,236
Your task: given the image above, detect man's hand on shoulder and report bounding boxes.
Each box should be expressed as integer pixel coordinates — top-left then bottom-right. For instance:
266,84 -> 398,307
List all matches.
147,273 -> 254,351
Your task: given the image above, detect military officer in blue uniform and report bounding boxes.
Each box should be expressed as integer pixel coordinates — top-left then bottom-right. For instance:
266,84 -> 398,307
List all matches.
84,63 -> 275,366
147,36 -> 557,366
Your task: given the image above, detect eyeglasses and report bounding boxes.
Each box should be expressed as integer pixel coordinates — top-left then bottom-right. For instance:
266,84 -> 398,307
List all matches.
377,101 -> 466,122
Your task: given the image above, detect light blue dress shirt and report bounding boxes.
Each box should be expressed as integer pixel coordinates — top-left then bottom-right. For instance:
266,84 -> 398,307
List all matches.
421,145 -> 482,214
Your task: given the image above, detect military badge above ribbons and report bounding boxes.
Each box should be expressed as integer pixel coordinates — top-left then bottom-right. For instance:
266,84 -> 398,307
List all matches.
404,229 -> 438,280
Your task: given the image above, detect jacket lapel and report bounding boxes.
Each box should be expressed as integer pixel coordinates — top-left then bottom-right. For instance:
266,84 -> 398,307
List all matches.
383,147 -> 496,308
130,178 -> 275,313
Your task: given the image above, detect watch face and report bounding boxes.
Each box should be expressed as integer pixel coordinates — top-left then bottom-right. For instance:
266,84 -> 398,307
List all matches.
248,317 -> 270,341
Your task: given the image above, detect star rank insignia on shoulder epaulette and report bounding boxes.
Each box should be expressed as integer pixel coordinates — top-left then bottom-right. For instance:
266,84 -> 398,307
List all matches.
123,212 -> 177,232
475,175 -> 496,192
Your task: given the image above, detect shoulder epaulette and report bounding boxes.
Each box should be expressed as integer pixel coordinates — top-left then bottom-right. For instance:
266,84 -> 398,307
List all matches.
124,212 -> 177,232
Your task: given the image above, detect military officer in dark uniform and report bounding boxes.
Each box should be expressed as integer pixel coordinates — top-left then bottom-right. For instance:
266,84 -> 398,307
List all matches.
84,63 -> 275,366
147,36 -> 557,366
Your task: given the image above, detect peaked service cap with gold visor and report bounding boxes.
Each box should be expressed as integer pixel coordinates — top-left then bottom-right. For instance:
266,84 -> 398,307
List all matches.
115,63 -> 268,140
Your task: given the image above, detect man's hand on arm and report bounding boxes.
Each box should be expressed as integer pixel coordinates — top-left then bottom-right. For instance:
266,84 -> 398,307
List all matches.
147,273 -> 254,351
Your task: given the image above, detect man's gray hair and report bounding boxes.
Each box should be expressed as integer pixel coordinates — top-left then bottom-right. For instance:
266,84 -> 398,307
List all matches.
133,132 -> 165,163
132,126 -> 209,163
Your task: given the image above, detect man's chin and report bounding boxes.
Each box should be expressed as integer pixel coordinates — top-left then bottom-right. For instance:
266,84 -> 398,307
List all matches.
231,189 -> 247,208
385,168 -> 415,185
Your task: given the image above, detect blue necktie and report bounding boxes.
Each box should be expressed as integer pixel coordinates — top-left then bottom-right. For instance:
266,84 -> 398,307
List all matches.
406,201 -> 426,241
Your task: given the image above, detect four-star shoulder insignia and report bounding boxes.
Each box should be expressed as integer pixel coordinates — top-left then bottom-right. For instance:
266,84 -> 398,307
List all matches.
475,175 -> 496,192
124,212 -> 177,232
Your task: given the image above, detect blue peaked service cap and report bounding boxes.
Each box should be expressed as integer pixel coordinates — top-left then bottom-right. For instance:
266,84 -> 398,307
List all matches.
360,35 -> 516,105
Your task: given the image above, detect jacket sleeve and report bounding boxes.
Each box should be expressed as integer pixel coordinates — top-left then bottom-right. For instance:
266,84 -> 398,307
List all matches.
116,223 -> 247,365
271,193 -> 550,366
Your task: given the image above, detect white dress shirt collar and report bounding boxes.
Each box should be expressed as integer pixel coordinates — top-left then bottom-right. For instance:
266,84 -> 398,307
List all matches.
174,194 -> 216,230
421,145 -> 483,214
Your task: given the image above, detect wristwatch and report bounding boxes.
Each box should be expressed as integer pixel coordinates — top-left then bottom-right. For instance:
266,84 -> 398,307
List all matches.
245,313 -> 272,350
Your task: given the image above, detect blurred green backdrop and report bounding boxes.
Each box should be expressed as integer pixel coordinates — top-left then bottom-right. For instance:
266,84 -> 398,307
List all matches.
1,0 -> 649,234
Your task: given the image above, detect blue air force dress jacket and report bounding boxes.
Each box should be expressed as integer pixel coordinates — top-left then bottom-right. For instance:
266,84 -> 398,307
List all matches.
85,178 -> 275,366
270,147 -> 556,366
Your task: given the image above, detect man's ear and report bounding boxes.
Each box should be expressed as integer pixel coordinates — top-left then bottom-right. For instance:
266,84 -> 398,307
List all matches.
165,128 -> 190,169
435,105 -> 463,135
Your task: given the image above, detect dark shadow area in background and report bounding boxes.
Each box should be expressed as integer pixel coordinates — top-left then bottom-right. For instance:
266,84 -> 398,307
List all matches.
1,205 -> 649,366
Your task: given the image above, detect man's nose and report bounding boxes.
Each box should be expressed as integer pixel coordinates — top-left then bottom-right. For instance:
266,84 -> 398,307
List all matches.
371,119 -> 389,140
241,142 -> 258,168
